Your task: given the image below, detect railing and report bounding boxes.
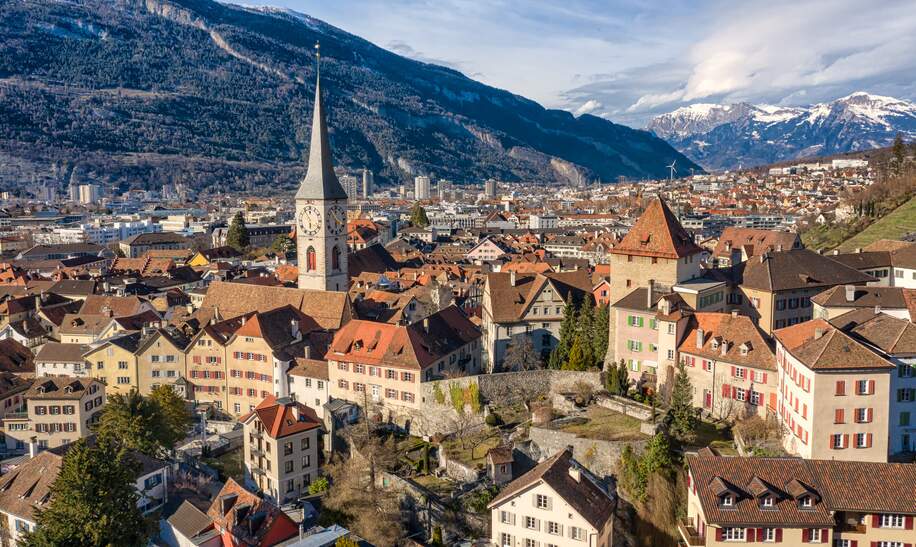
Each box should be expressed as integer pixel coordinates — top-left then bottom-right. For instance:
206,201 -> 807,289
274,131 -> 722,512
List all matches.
3,412 -> 28,421
677,518 -> 705,546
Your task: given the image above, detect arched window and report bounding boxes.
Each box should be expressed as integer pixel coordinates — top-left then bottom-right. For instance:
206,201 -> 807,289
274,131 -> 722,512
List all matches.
331,245 -> 341,271
306,247 -> 317,272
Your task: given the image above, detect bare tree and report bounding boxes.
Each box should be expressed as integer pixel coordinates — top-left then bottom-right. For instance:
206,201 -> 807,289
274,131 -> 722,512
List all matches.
502,336 -> 542,372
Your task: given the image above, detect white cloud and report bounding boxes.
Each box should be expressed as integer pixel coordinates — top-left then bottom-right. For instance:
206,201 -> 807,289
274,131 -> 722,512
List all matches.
574,99 -> 603,116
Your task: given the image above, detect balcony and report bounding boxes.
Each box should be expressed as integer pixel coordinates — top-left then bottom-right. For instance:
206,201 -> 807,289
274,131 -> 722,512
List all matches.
250,447 -> 264,458
837,523 -> 867,534
678,518 -> 705,547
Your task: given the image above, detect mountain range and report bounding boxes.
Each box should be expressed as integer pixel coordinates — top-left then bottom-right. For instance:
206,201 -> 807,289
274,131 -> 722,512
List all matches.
0,0 -> 697,195
648,92 -> 916,170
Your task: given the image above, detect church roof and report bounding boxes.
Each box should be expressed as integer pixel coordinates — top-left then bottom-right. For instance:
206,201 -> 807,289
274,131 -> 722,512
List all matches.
296,72 -> 348,201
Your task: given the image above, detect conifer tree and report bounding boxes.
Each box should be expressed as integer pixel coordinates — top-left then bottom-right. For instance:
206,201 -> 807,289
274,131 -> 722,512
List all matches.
577,296 -> 595,366
226,211 -> 250,251
409,202 -> 429,228
592,304 -> 610,367
892,133 -> 906,174
667,361 -> 698,441
605,363 -> 621,395
551,298 -> 578,368
618,360 -> 630,395
23,438 -> 151,546
563,335 -> 588,371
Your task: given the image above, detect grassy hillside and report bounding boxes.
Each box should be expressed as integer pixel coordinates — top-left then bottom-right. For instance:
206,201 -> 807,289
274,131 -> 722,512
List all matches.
837,196 -> 916,250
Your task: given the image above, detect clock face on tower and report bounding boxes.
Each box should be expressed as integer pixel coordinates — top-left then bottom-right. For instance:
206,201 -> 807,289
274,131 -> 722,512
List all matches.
326,204 -> 346,236
298,205 -> 321,236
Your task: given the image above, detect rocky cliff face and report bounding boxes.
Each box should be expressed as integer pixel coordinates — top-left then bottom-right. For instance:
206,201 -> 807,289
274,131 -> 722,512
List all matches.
0,0 -> 697,194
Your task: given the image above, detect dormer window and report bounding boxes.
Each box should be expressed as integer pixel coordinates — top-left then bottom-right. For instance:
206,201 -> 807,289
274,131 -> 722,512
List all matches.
711,340 -> 719,350
720,495 -> 734,507
799,496 -> 812,508
739,343 -> 750,356
760,496 -> 774,508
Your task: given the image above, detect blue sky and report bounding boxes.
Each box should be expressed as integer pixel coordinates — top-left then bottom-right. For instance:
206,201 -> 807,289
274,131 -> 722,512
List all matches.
235,0 -> 916,127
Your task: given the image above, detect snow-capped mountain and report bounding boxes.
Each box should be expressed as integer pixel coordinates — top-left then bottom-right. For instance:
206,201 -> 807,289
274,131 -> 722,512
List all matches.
648,92 -> 916,170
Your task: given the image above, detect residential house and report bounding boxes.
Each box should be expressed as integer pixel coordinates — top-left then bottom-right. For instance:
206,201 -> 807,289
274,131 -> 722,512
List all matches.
487,448 -> 615,547
482,270 -> 592,371
241,396 -> 322,504
206,479 -> 299,547
120,232 -> 190,259
1,376 -> 105,452
682,448 -> 916,547
774,319 -> 895,461
287,357 -> 330,420
34,342 -> 91,377
327,306 -> 481,431
811,285 -> 915,322
736,250 -> 875,334
467,237 -> 511,263
710,228 -> 801,267
135,326 -> 191,397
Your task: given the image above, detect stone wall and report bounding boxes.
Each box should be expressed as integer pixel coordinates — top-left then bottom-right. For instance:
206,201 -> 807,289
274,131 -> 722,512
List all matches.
438,449 -> 481,482
527,426 -> 648,479
596,395 -> 655,422
420,370 -> 602,407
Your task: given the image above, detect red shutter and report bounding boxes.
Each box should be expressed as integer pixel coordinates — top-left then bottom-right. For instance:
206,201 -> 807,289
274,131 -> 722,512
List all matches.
868,379 -> 875,394
762,373 -> 768,383
716,528 -> 723,541
842,434 -> 849,448
802,528 -> 809,542
745,528 -> 755,543
872,514 -> 881,528
835,408 -> 844,423
731,366 -> 737,377
849,541 -> 857,547
866,433 -> 873,448
756,528 -> 764,541
836,380 -> 844,395
775,528 -> 782,542
732,386 -> 738,399
905,515 -> 914,529
871,543 -> 879,547
722,383 -> 731,397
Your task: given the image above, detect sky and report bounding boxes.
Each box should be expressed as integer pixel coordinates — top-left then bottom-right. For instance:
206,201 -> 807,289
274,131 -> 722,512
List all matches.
234,0 -> 916,128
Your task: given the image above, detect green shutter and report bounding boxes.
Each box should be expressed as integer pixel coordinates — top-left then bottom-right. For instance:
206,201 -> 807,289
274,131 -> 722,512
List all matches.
901,412 -> 911,427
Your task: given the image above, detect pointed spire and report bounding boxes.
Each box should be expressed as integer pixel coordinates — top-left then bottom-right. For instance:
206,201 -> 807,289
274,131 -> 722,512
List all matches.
296,42 -> 348,201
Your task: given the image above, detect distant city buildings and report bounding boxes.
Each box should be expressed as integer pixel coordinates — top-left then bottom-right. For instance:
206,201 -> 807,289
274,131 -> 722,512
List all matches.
414,175 -> 431,200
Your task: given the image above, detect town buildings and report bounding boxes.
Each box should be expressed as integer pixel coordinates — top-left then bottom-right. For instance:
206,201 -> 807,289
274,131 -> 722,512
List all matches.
241,396 -> 322,504
683,448 -> 916,547
488,448 -> 615,547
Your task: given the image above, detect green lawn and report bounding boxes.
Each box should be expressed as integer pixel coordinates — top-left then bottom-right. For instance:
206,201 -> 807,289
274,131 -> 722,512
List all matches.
687,421 -> 737,455
557,406 -> 648,441
442,430 -> 501,468
838,196 -> 916,251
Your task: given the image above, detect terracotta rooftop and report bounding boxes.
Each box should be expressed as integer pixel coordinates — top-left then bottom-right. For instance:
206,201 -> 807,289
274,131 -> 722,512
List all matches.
848,313 -> 916,356
240,395 -> 321,439
712,228 -> 800,260
738,249 -> 876,292
610,198 -> 702,259
774,319 -> 895,371
200,281 -> 349,331
679,312 -> 776,370
486,270 -> 592,323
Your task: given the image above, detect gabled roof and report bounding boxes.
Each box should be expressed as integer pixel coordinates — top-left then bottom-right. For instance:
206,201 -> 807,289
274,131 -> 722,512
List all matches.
849,312 -> 916,356
679,312 -> 776,370
810,285 -> 912,313
295,72 -> 348,201
200,281 -> 349,331
487,449 -> 615,530
610,198 -> 702,259
207,479 -> 298,546
738,249 -> 875,292
485,270 -> 592,323
0,339 -> 34,374
35,342 -> 89,363
774,319 -> 895,371
712,228 -> 800,260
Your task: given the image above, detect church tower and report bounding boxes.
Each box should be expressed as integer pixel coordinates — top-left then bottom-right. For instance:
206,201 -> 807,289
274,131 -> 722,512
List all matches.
296,46 -> 348,292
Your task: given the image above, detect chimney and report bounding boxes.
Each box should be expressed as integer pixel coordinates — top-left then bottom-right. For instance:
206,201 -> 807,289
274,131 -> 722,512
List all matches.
568,464 -> 581,483
844,285 -> 855,302
731,309 -> 739,319
720,340 -> 728,356
776,244 -> 783,252
423,317 -> 430,333
509,270 -> 516,287
28,436 -> 37,459
874,305 -> 881,315
696,328 -> 705,349
241,315 -> 247,326
290,319 -> 300,339
855,247 -> 862,254
814,328 -> 825,340
646,279 -> 655,309
725,241 -> 732,252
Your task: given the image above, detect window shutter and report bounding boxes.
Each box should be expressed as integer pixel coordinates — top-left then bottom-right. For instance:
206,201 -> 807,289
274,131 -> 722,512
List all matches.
756,528 -> 764,541
867,408 -> 872,422
731,366 -> 737,377
866,433 -> 873,448
867,379 -> 875,394
905,515 -> 913,530
802,528 -> 809,542
745,528 -> 755,543
872,514 -> 880,528
849,541 -> 856,547
835,409 -> 844,423
836,380 -> 844,395
722,383 -> 731,397
842,434 -> 849,448
762,373 -> 768,383
775,528 -> 782,542
732,386 -> 738,399
715,528 -> 723,541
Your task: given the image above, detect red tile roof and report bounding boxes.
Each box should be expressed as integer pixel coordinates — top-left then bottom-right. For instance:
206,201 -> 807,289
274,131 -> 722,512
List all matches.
239,395 -> 321,439
774,319 -> 895,371
610,198 -> 702,259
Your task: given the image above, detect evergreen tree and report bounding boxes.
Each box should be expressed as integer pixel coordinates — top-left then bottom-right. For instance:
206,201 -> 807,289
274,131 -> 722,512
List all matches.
592,304 -> 610,367
605,363 -> 621,395
552,299 -> 578,368
94,389 -> 166,456
563,335 -> 589,371
226,211 -> 250,251
23,438 -> 151,546
618,360 -> 630,395
270,233 -> 294,255
667,361 -> 698,441
149,385 -> 192,451
577,296 -> 595,366
409,202 -> 429,228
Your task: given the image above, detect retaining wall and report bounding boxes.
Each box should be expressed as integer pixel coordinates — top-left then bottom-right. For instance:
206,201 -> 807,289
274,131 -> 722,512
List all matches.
527,426 -> 648,479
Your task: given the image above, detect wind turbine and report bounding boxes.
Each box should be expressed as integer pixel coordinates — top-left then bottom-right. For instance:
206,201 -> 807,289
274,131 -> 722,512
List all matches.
667,160 -> 677,182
